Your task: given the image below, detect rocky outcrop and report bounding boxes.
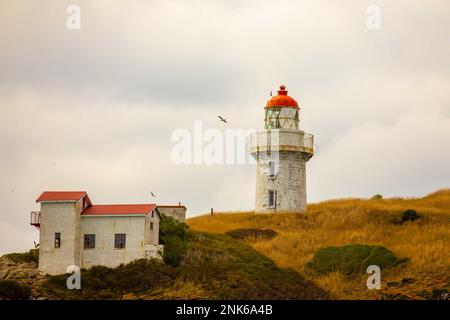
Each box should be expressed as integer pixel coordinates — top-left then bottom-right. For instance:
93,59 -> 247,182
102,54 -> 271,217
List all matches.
0,255 -> 50,300
380,273 -> 450,300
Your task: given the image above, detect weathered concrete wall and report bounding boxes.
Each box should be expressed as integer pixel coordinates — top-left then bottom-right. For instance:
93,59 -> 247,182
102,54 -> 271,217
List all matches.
80,215 -> 148,269
254,151 -> 310,213
144,244 -> 164,260
38,202 -> 162,274
39,201 -> 81,275
157,206 -> 186,222
145,211 -> 160,245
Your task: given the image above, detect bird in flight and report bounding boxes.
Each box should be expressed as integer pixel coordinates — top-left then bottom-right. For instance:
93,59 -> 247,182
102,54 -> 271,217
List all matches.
151,192 -> 156,197
218,115 -> 227,123
33,241 -> 40,248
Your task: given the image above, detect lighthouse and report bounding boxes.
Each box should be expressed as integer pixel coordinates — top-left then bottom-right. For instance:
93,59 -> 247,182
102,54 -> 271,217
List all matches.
249,85 -> 314,213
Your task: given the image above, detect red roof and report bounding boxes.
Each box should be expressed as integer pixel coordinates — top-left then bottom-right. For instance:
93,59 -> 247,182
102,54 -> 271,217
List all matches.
266,85 -> 299,109
36,191 -> 87,202
82,204 -> 156,216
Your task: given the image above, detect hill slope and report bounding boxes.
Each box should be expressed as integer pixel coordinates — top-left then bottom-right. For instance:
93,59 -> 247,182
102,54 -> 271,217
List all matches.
187,189 -> 450,299
0,230 -> 329,300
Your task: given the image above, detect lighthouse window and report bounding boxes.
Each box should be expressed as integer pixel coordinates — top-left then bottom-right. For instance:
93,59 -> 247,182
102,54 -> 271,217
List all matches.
265,107 -> 299,129
268,161 -> 275,177
268,190 -> 277,208
54,232 -> 61,248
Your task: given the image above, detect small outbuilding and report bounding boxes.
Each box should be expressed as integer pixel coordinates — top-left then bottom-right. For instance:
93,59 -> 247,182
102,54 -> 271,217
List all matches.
30,191 -> 184,275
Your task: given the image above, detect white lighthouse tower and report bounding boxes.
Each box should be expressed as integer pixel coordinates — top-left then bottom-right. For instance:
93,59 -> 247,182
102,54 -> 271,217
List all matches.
249,85 -> 314,213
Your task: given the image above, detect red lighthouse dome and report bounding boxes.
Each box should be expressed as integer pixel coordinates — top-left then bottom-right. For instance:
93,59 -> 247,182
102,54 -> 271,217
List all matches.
266,85 -> 298,109
264,85 -> 300,130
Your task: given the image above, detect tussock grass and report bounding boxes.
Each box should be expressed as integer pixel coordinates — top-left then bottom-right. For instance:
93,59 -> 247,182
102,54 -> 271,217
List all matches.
187,189 -> 450,299
3,249 -> 39,264
226,228 -> 278,241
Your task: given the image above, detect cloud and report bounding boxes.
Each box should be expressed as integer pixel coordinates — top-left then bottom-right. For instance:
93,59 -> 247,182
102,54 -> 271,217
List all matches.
309,104 -> 450,200
0,221 -> 38,256
0,0 -> 449,254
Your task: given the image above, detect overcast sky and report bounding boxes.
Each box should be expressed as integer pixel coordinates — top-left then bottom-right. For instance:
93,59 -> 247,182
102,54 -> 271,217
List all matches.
1,0 -> 449,254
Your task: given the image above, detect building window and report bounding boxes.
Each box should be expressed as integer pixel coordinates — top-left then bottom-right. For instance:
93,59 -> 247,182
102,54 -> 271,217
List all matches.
54,232 -> 61,248
114,234 -> 126,249
268,190 -> 277,208
268,161 -> 275,177
150,222 -> 154,230
84,234 -> 95,249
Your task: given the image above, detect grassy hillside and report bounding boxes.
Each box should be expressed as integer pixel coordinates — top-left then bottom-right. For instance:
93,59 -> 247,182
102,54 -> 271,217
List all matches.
27,228 -> 329,300
187,189 -> 450,299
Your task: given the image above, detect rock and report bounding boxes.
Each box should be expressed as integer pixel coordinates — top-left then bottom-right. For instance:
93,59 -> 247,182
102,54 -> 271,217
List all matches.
122,293 -> 136,300
387,281 -> 399,287
401,278 -> 415,286
27,269 -> 38,278
393,294 -> 412,300
415,290 -> 430,299
0,270 -> 10,280
431,288 -> 449,300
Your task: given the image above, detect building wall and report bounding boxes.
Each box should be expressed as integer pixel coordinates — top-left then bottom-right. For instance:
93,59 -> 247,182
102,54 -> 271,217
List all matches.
145,211 -> 160,245
38,201 -> 81,275
157,207 -> 186,222
255,151 -> 310,213
80,215 -> 149,269
38,202 -> 162,274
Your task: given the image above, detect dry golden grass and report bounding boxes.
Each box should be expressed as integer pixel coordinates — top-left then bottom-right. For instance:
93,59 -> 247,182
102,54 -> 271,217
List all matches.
187,189 -> 450,299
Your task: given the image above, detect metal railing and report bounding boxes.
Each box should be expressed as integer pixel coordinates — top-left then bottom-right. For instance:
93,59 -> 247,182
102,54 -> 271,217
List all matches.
303,133 -> 314,151
248,130 -> 314,155
30,211 -> 40,228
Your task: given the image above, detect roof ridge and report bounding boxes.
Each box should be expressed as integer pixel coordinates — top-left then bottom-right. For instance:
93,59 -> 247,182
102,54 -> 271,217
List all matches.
91,203 -> 155,206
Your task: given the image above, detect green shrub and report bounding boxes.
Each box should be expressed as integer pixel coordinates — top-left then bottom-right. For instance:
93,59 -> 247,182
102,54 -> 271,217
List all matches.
162,235 -> 187,267
159,215 -> 188,267
0,280 -> 31,299
371,194 -> 383,200
4,249 -> 39,264
159,215 -> 188,243
226,228 -> 278,240
44,259 -> 174,299
178,231 -> 329,299
401,209 -> 420,222
306,244 -> 408,275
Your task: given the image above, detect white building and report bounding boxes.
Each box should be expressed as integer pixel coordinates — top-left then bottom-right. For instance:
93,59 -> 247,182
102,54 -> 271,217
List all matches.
30,191 -> 185,275
249,85 -> 314,213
